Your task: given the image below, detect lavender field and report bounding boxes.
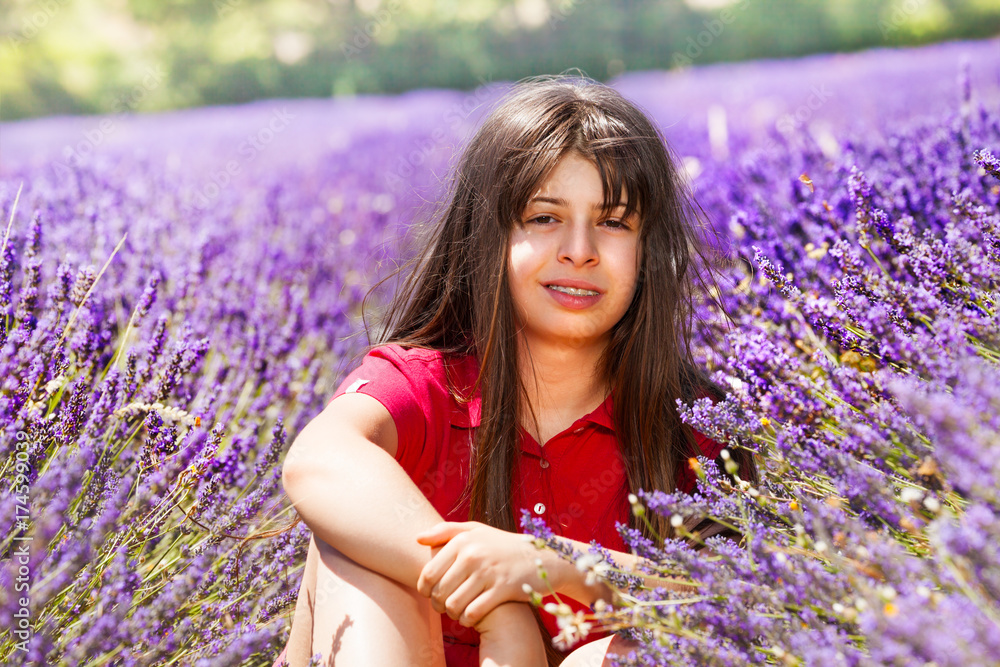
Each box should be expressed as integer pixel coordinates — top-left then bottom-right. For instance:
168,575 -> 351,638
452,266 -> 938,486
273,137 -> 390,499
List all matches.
2,37 -> 999,665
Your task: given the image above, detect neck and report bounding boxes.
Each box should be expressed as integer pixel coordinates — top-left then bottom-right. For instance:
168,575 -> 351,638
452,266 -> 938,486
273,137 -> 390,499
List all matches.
515,333 -> 610,423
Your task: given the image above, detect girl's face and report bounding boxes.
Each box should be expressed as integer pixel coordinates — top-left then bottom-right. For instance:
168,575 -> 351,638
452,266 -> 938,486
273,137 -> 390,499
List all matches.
508,151 -> 642,351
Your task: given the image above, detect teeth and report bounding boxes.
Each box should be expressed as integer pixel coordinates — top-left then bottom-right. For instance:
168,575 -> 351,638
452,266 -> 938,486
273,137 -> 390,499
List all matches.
547,285 -> 600,296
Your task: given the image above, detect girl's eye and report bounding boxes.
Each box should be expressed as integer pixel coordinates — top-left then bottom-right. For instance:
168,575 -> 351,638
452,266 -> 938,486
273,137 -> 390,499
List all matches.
525,215 -> 631,229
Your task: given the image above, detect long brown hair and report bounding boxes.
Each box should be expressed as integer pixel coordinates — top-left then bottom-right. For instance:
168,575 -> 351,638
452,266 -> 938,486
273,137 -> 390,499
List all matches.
366,74 -> 756,662
378,73 -> 750,535
258,73 -> 756,665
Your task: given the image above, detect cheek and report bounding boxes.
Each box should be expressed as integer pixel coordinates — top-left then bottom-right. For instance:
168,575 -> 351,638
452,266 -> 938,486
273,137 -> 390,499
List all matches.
618,244 -> 641,300
507,239 -> 535,316
508,237 -> 541,284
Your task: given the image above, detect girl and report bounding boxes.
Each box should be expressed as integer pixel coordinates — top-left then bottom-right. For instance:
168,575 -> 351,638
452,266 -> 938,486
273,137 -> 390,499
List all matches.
273,74 -> 755,667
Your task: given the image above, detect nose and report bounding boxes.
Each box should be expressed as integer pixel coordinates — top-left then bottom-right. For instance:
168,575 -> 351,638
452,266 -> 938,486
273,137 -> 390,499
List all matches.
558,221 -> 598,267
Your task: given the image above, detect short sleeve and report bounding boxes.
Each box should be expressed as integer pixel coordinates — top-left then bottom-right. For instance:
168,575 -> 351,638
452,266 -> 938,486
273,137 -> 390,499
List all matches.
328,345 -> 435,475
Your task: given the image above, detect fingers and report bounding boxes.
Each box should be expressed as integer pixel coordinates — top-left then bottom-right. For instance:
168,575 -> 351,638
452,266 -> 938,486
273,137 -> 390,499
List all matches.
416,544 -> 457,598
415,521 -> 474,546
441,576 -> 487,625
458,587 -> 502,628
427,551 -> 475,613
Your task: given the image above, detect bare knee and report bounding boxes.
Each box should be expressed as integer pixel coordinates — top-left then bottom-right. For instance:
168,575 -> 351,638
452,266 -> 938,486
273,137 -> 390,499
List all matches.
561,633 -> 640,667
309,536 -> 445,667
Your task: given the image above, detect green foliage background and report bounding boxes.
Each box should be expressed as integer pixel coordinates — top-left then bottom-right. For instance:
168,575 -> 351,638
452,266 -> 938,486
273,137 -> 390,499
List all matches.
2,0 -> 1000,121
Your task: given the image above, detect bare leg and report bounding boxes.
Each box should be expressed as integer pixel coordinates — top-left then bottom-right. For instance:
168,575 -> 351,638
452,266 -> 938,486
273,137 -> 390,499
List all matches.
475,602 -> 547,667
560,633 -> 643,667
283,536 -> 319,666
282,535 -> 547,667
284,534 -> 446,667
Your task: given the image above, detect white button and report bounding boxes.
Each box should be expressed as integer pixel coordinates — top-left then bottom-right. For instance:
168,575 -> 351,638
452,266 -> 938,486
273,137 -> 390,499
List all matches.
540,459 -> 550,469
572,427 -> 584,434
533,503 -> 546,514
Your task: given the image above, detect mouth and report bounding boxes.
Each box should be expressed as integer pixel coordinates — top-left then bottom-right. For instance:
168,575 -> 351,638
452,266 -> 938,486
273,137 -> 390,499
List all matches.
545,284 -> 602,297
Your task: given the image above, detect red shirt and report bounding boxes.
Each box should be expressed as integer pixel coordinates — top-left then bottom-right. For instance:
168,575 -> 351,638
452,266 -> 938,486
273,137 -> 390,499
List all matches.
326,343 -> 724,666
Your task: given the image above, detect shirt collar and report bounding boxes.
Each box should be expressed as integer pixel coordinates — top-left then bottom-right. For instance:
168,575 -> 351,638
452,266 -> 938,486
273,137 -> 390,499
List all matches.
586,391 -> 615,430
448,354 -> 615,433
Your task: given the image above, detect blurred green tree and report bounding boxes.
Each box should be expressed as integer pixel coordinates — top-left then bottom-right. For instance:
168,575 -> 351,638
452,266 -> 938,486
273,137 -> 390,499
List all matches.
1,0 -> 998,120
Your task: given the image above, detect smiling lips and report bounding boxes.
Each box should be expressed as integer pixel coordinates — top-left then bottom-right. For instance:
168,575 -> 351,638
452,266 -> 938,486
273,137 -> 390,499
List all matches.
544,279 -> 603,296
548,284 -> 600,296
543,280 -> 604,309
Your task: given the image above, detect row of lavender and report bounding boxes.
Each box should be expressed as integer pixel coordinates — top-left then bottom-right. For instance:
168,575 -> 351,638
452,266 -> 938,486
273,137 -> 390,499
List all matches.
523,60 -> 1000,666
0,102 -> 417,662
1,39 -> 998,664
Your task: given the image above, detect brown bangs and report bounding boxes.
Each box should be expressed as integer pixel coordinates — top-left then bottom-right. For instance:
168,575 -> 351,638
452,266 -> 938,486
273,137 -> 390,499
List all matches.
499,104 -> 649,231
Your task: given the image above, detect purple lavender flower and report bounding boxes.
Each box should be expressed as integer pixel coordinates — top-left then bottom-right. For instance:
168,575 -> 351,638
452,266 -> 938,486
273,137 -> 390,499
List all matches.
1,37 -> 999,666
973,148 -> 1000,179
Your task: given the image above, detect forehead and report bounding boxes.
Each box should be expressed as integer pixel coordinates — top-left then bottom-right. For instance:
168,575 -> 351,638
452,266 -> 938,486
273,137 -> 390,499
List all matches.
525,153 -> 633,210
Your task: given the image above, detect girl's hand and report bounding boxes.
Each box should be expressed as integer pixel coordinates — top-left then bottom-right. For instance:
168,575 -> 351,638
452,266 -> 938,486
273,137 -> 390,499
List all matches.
414,521 -> 549,628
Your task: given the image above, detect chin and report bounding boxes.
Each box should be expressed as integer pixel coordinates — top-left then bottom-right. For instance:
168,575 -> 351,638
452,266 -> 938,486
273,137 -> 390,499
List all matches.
541,328 -> 611,348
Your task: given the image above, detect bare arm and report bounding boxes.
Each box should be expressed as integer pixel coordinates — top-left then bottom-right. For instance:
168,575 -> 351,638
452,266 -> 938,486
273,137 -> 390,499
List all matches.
283,392 -> 546,665
281,392 -> 446,588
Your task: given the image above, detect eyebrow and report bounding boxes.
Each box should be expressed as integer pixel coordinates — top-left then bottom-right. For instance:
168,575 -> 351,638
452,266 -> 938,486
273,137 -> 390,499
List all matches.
527,196 -> 629,210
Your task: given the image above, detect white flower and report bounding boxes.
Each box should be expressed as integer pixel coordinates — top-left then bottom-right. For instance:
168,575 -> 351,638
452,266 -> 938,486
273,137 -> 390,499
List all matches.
670,514 -> 683,528
574,552 -> 610,586
575,553 -> 601,570
552,610 -> 593,651
544,601 -> 571,616
899,487 -> 922,503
